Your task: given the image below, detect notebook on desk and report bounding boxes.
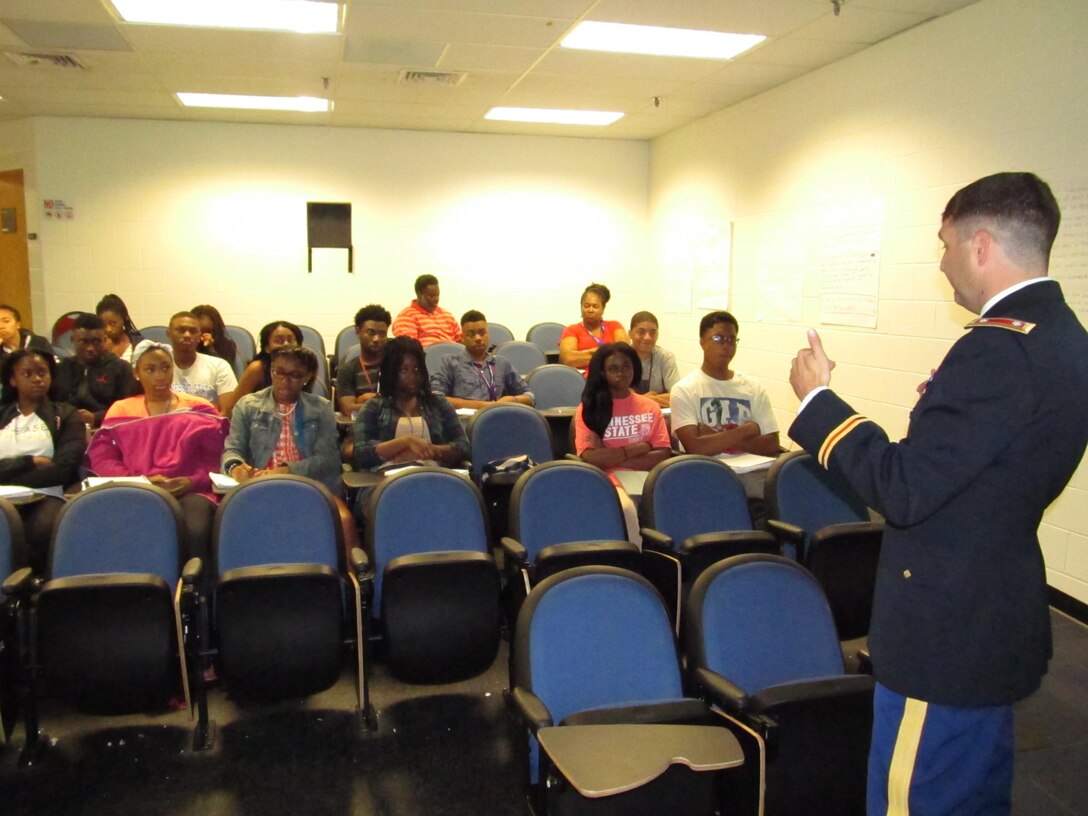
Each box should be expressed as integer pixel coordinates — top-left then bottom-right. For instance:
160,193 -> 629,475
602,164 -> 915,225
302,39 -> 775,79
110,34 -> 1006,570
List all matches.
715,453 -> 776,473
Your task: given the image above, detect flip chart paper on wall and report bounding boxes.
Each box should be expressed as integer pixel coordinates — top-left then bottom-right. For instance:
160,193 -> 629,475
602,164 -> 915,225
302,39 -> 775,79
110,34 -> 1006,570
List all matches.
815,198 -> 883,329
1051,182 -> 1088,324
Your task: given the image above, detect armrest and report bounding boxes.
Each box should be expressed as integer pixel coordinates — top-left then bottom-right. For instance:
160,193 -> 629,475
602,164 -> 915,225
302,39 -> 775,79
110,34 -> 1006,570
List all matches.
766,518 -> 805,545
640,528 -> 676,554
350,547 -> 370,578
693,667 -> 749,715
181,557 -> 203,586
2,566 -> 35,598
747,674 -> 875,715
564,453 -> 581,462
682,531 -> 778,556
857,645 -> 872,674
500,536 -> 528,566
511,686 -> 554,734
342,470 -> 382,490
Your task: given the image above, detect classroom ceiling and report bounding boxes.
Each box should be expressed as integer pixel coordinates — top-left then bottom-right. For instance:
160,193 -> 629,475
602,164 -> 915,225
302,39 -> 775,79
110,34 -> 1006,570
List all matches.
0,0 -> 979,141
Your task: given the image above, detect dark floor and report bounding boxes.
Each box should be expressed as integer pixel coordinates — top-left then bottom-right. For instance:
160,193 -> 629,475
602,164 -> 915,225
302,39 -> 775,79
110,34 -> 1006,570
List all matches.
1,610 -> 1086,816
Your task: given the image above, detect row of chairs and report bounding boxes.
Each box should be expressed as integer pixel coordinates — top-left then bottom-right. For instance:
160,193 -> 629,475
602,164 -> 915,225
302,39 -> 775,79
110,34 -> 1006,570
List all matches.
512,560 -> 874,815
333,321 -> 565,368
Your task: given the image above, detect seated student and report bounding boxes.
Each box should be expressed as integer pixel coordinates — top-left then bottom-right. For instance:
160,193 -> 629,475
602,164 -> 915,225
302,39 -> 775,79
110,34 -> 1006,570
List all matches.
191,304 -> 238,366
87,340 -> 229,565
429,310 -> 534,409
558,283 -> 629,374
392,274 -> 461,348
95,293 -> 143,364
221,346 -> 340,493
670,310 -> 779,457
628,311 -> 680,408
0,349 -> 86,572
167,311 -> 238,410
336,304 -> 390,416
221,320 -> 307,416
354,336 -> 468,471
0,304 -> 52,363
51,312 -> 138,427
574,343 -> 671,546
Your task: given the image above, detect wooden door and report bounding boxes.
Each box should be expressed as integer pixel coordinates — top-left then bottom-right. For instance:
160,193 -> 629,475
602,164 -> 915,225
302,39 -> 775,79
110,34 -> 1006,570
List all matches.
0,169 -> 32,330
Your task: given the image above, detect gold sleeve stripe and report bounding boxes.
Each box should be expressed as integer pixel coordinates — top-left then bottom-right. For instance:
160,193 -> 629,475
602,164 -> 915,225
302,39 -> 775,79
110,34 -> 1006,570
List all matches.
818,414 -> 868,468
887,697 -> 929,815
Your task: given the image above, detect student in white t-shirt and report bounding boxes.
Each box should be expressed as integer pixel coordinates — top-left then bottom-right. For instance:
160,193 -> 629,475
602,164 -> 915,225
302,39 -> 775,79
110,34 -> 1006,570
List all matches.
670,310 -> 779,457
167,311 -> 237,409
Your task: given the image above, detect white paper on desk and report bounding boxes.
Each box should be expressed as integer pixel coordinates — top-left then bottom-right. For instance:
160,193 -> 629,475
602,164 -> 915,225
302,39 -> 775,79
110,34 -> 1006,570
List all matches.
455,408 -> 478,417
209,472 -> 239,490
0,485 -> 37,499
715,453 -> 776,473
613,470 -> 648,497
82,475 -> 153,489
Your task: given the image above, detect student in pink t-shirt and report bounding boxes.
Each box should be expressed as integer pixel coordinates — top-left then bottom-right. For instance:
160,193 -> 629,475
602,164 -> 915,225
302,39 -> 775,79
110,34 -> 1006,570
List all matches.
573,343 -> 671,544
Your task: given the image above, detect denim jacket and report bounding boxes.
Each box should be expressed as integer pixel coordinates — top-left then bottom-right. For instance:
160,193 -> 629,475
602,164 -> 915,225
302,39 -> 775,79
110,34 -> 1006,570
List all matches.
222,387 -> 340,492
353,393 -> 469,471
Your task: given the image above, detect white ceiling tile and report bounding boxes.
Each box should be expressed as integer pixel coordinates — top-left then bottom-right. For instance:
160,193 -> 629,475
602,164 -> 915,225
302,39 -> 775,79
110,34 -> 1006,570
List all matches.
342,37 -> 445,66
353,1 -> 595,17
344,6 -> 571,49
534,48 -> 725,81
743,37 -> 868,68
0,0 -> 117,25
587,0 -> 831,37
2,21 -> 131,51
789,6 -> 931,43
121,26 -> 344,60
437,43 -> 544,74
513,71 -> 687,100
0,23 -> 28,48
851,0 -> 979,14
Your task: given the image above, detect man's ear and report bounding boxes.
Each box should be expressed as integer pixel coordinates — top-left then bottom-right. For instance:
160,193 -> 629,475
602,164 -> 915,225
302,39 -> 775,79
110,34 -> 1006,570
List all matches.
972,228 -> 994,268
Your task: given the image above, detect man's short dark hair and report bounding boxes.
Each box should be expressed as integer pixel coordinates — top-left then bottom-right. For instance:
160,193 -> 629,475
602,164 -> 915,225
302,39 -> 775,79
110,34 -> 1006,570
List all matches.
461,309 -> 486,326
630,311 -> 658,329
0,304 -> 21,322
169,310 -> 198,326
942,172 -> 1061,265
355,304 -> 392,327
73,312 -> 105,332
414,274 -> 439,296
699,311 -> 739,337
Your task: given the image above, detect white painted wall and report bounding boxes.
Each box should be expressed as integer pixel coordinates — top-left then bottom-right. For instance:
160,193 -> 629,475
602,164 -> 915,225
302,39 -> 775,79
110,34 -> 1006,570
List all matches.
29,118 -> 650,348
650,0 -> 1088,602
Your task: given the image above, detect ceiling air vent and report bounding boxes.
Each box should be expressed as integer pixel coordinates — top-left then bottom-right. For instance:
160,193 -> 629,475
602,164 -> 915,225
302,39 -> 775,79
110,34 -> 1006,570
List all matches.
5,51 -> 88,69
397,69 -> 466,87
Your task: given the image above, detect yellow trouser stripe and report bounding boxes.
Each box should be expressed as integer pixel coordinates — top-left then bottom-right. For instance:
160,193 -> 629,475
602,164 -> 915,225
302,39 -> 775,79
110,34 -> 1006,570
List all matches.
887,697 -> 928,816
818,414 -> 867,467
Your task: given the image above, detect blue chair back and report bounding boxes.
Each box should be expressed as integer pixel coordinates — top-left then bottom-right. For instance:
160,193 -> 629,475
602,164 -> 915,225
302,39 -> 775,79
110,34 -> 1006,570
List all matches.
215,475 -> 341,575
511,461 -> 625,560
494,341 -> 547,377
487,322 -> 515,346
335,325 -> 357,363
50,344 -> 72,359
0,500 -> 23,582
310,377 -> 329,399
524,364 -> 585,409
225,325 -> 255,375
424,342 -> 464,374
367,469 -> 489,610
467,403 -> 554,479
297,325 -> 326,359
688,555 -> 845,695
643,455 -> 754,544
49,484 -> 182,584
139,325 -> 170,344
767,451 -> 870,536
526,322 -> 564,354
516,567 -> 683,726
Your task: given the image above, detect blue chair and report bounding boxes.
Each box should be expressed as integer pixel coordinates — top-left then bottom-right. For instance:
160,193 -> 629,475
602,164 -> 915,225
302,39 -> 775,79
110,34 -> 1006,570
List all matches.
494,340 -> 547,377
424,341 -> 464,375
501,461 -> 640,626
511,566 -> 733,814
225,324 -> 255,376
487,322 -> 515,346
466,403 -> 554,484
765,451 -> 883,644
214,475 -> 370,723
524,364 -> 585,410
296,324 -> 330,391
0,499 -> 26,740
334,324 -> 357,375
4,484 -> 209,762
526,322 -> 564,355
139,324 -> 170,344
640,455 -> 778,629
365,469 -> 500,682
686,554 -> 874,816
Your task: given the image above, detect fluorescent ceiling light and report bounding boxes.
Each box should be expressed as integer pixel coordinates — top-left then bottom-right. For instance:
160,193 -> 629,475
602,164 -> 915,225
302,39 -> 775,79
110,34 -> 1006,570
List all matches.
177,93 -> 329,112
111,1 -> 340,34
485,107 -> 623,126
561,21 -> 765,60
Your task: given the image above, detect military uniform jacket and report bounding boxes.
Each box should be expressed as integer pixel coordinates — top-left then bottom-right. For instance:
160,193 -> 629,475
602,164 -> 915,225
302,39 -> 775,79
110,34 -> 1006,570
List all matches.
790,280 -> 1088,706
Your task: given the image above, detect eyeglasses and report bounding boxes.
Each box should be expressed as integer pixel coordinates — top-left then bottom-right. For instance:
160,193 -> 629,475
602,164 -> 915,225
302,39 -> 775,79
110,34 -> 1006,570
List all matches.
271,368 -> 306,383
708,334 -> 739,347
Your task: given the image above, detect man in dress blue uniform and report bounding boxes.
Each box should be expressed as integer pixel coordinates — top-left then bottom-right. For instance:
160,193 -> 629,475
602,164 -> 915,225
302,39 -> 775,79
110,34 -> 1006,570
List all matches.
788,172 -> 1088,814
